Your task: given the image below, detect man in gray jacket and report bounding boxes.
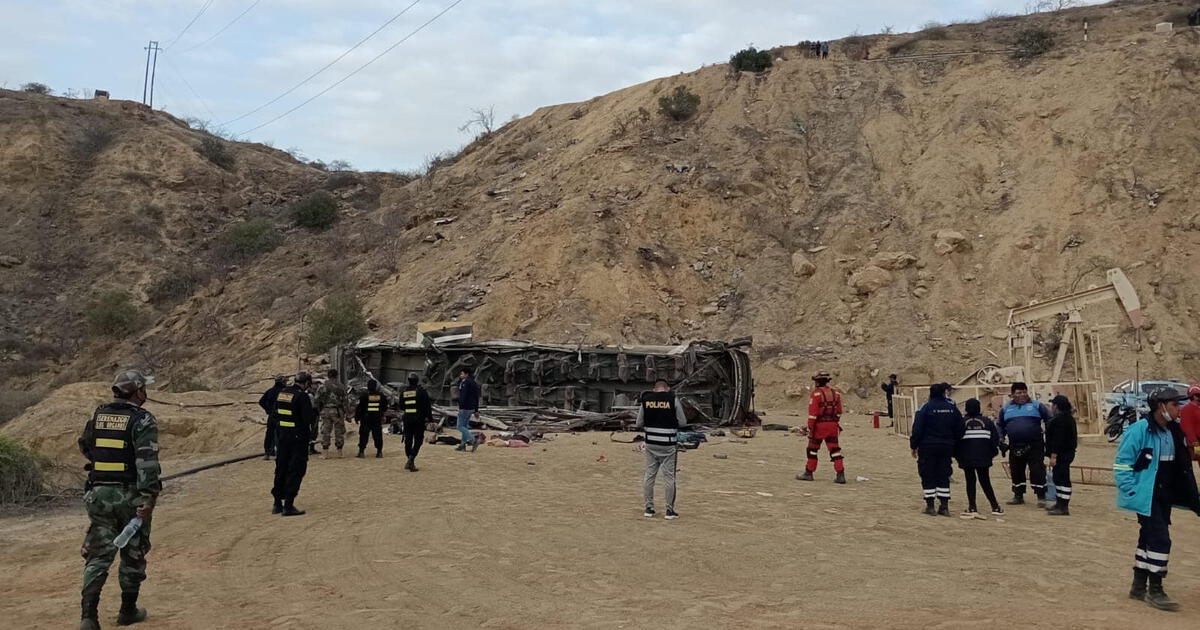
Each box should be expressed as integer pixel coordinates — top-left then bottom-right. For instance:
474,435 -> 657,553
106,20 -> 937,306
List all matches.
636,379 -> 688,520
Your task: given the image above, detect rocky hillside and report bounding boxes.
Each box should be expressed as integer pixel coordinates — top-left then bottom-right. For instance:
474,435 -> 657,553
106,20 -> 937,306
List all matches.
3,0 -> 1200,420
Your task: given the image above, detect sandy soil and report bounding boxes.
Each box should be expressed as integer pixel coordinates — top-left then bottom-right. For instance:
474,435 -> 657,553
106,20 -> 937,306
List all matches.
2,413 -> 1198,629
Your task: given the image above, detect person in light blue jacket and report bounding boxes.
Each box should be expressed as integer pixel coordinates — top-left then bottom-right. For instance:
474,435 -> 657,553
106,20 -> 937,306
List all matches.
1113,388 -> 1200,612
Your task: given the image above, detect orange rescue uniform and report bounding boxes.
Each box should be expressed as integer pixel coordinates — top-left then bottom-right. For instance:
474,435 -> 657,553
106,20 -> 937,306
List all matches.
806,385 -> 845,473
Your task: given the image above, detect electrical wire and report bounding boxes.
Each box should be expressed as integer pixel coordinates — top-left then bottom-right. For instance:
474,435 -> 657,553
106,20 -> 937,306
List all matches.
222,0 -> 423,126
238,0 -> 466,135
179,0 -> 263,54
161,54 -> 218,121
163,0 -> 217,50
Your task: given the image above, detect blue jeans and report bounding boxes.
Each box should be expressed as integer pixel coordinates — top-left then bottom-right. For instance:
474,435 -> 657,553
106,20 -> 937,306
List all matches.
456,409 -> 474,445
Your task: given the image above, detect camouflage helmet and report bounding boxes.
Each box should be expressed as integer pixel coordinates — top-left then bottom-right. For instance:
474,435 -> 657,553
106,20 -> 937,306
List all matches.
112,369 -> 155,396
295,371 -> 312,384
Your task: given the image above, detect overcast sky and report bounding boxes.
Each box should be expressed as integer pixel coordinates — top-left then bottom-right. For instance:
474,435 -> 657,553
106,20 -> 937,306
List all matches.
1,0 -> 1102,171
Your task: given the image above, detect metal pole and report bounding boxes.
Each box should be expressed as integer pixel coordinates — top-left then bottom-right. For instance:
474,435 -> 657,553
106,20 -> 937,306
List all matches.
148,42 -> 160,108
142,41 -> 153,104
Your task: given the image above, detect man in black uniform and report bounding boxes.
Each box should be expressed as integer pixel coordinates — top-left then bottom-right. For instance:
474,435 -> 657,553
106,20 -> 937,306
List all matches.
400,374 -> 432,471
911,383 -> 964,516
881,374 -> 899,421
258,375 -> 287,460
355,379 -> 388,459
271,372 -> 316,516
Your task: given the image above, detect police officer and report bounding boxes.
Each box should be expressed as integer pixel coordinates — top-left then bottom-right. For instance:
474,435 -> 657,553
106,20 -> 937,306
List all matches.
258,375 -> 287,460
881,373 -> 899,420
315,369 -> 350,458
797,371 -> 847,484
355,379 -> 388,458
271,372 -> 316,516
998,382 -> 1052,507
1114,388 -> 1200,611
77,369 -> 161,629
911,383 -> 964,516
637,379 -> 687,520
400,374 -> 432,471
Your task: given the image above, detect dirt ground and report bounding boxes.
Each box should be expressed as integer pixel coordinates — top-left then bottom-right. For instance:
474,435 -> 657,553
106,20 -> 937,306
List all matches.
2,413 -> 1199,629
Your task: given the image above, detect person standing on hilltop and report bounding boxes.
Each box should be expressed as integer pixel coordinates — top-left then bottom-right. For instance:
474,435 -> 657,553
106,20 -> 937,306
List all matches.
912,383 -> 964,516
258,375 -> 287,460
637,379 -> 688,520
354,380 -> 388,458
1113,388 -> 1200,611
77,369 -> 161,629
315,369 -> 350,459
454,367 -> 481,452
271,372 -> 316,516
797,371 -> 847,484
998,382 -> 1052,507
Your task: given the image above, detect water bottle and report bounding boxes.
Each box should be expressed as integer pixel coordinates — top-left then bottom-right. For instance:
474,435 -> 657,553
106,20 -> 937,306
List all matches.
113,517 -> 143,549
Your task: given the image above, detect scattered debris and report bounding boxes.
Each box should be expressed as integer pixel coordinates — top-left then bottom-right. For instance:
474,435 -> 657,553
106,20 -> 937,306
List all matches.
433,216 -> 458,225
0,255 -> 23,268
713,454 -> 728,459
755,492 -> 774,497
665,163 -> 691,173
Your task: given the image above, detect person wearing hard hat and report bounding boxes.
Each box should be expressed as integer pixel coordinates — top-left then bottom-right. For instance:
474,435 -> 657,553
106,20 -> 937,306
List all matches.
1181,385 -> 1200,468
271,372 -> 317,516
1113,387 -> 1200,611
797,371 -> 847,484
76,369 -> 161,628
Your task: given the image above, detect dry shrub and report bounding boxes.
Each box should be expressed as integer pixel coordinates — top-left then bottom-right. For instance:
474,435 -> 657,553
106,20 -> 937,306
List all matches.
0,436 -> 46,504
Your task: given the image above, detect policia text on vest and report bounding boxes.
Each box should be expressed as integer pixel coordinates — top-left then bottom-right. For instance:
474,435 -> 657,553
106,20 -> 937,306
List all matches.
637,390 -> 688,519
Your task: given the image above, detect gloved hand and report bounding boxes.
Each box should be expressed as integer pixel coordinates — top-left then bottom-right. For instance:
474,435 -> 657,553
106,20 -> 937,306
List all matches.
999,441 -> 1009,457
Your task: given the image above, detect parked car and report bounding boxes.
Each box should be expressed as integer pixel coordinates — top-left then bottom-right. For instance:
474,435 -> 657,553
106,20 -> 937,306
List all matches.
1101,379 -> 1189,417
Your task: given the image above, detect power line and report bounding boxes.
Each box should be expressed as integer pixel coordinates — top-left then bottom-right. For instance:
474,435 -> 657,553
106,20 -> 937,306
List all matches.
179,0 -> 263,54
163,0 -> 217,50
239,0 -> 466,135
161,54 -> 218,121
222,0 -> 423,126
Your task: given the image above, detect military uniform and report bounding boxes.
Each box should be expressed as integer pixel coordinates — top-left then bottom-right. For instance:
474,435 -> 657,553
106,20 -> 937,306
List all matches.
316,378 -> 350,453
78,386 -> 161,627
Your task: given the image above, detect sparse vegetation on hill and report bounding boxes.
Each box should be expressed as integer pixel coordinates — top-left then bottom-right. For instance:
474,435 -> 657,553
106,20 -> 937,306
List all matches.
291,191 -> 339,230
730,46 -> 773,72
221,217 -> 281,259
1012,28 -> 1056,59
84,290 -> 143,337
0,436 -> 44,504
658,85 -> 700,122
197,136 -> 236,170
20,82 -> 50,95
303,294 -> 369,354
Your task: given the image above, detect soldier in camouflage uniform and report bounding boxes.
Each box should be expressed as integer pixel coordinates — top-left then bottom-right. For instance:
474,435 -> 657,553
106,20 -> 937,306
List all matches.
316,369 -> 350,458
77,369 -> 162,629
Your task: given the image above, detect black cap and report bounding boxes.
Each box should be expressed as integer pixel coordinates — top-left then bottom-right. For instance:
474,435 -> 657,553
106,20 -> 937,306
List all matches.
965,398 -> 981,416
407,374 -> 419,385
1148,388 -> 1186,409
1049,394 -> 1073,414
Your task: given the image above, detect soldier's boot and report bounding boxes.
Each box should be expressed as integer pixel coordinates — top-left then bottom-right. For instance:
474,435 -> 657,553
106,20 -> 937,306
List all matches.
376,449 -> 383,458
404,457 -> 414,471
796,471 -> 814,482
356,448 -> 365,458
834,471 -> 847,484
1007,494 -> 1025,505
115,592 -> 147,625
409,458 -> 419,472
281,501 -> 306,517
336,448 -> 343,458
272,499 -> 283,515
1146,574 -> 1180,611
81,593 -> 101,630
1129,568 -> 1149,601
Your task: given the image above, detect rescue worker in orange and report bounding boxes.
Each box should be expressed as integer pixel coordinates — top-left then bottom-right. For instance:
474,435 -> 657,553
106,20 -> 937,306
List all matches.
797,370 -> 847,484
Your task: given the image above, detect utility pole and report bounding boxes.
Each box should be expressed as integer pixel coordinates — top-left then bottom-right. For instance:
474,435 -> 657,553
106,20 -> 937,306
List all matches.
142,41 -> 161,107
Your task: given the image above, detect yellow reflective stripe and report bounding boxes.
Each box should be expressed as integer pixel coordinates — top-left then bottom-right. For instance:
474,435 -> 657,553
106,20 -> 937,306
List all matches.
404,406 -> 418,412
94,462 -> 127,472
278,421 -> 296,428
95,438 -> 127,449
367,405 -> 381,411
277,409 -> 293,416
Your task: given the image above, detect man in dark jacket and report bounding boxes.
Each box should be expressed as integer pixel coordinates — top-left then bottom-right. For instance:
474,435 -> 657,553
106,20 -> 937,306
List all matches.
271,372 -> 315,516
1045,394 -> 1079,516
400,374 -> 433,471
354,380 -> 388,458
881,374 -> 898,420
911,383 -> 965,516
258,375 -> 287,460
998,382 -> 1052,507
955,398 -> 1003,517
455,367 -> 482,452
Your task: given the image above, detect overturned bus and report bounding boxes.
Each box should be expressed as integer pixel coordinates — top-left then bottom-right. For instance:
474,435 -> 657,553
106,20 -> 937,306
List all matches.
333,336 -> 756,425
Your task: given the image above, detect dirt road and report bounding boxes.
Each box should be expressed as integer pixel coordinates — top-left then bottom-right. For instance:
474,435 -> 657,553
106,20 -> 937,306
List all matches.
2,415 -> 1198,629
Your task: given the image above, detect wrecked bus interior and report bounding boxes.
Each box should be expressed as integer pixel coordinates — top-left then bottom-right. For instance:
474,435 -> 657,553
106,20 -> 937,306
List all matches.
334,334 -> 756,426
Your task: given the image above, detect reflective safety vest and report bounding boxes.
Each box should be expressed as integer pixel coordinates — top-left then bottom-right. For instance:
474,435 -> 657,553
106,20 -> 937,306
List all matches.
402,388 -> 419,418
274,389 -> 300,431
87,403 -> 141,485
641,391 -> 679,446
367,394 -> 382,413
